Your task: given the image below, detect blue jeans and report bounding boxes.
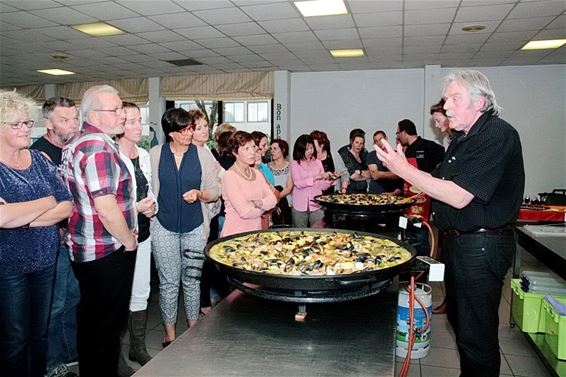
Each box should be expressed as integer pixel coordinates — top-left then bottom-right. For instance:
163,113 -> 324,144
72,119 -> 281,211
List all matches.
443,231 -> 515,377
47,244 -> 80,371
0,264 -> 56,377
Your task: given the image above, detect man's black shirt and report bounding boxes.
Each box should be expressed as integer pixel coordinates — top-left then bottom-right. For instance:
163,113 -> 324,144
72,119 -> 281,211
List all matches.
404,136 -> 445,173
431,111 -> 525,232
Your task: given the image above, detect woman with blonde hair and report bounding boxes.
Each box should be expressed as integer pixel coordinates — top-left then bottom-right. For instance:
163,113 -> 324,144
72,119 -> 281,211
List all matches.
0,90 -> 72,377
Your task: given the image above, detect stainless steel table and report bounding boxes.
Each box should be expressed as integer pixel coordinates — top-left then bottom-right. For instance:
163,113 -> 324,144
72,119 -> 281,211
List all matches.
135,282 -> 399,377
512,225 -> 566,377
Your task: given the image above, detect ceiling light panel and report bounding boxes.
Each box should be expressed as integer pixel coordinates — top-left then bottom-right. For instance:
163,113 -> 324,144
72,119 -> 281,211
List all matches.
295,0 -> 348,17
72,22 -> 125,36
521,39 -> 566,50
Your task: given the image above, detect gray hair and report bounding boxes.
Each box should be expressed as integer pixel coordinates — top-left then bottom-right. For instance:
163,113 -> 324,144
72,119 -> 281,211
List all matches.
0,90 -> 37,124
80,84 -> 119,116
442,70 -> 502,116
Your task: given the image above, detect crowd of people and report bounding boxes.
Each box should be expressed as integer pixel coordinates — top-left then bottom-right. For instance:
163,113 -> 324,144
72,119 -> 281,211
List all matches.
0,69 -> 524,377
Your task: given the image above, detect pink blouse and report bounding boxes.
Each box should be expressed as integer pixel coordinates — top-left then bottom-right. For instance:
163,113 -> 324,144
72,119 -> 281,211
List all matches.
221,169 -> 277,237
290,158 -> 332,212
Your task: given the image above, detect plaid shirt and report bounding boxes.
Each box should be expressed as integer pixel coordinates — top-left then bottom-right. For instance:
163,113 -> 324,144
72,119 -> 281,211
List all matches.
61,122 -> 136,262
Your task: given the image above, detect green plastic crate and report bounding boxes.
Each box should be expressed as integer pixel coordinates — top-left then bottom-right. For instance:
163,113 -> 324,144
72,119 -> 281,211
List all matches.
543,296 -> 566,360
511,279 -> 566,333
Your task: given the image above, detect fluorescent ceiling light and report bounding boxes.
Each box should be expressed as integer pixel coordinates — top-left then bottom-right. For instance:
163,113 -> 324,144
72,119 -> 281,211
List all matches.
72,22 -> 125,36
295,0 -> 347,17
521,39 -> 566,50
330,49 -> 364,58
37,69 -> 75,76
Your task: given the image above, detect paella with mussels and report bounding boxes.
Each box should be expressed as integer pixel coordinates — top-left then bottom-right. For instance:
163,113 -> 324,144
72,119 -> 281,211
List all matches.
208,230 -> 413,276
316,193 -> 414,206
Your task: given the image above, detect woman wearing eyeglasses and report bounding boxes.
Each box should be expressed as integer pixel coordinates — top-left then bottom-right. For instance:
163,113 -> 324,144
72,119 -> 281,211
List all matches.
149,108 -> 219,348
0,90 -> 72,377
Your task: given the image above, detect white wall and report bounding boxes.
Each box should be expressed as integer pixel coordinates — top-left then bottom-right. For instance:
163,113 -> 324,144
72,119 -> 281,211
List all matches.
289,64 -> 566,197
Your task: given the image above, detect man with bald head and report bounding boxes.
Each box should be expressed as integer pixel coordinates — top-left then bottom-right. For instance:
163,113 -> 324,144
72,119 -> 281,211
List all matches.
61,85 -> 137,377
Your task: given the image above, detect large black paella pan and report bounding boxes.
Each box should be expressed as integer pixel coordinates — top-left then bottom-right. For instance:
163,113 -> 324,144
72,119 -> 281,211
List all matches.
313,193 -> 415,216
204,228 -> 416,292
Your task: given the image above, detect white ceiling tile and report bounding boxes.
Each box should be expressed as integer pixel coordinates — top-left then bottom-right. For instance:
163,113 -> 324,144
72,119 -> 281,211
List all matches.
68,37 -> 118,48
197,56 -> 235,65
39,26 -> 90,40
2,1 -> 61,10
315,28 -> 360,42
127,43 -> 172,54
444,33 -> 490,45
216,22 -> 265,36
2,11 -> 57,28
0,3 -> 19,12
230,54 -> 266,63
212,46 -> 251,56
247,44 -> 289,54
3,29 -> 55,41
405,8 -> 457,25
363,38 -> 402,48
304,14 -> 355,30
498,16 -> 556,32
405,0 -> 460,10
455,4 -> 514,22
104,46 -> 137,56
404,23 -> 451,37
109,17 -> 165,33
353,11 -> 402,27
233,34 -> 279,46
176,26 -> 225,39
70,1 -> 139,20
195,38 -> 241,48
162,40 -> 204,51
485,30 -> 539,44
240,2 -> 299,21
507,1 -> 566,19
103,34 -> 150,46
272,31 -> 318,44
404,44 -> 442,54
174,1 -> 234,11
137,30 -> 186,43
119,0 -> 185,15
149,12 -> 207,29
546,14 -> 565,29
0,20 -> 21,31
359,26 -> 402,39
460,0 -> 515,6
178,49 -> 220,58
193,7 -> 252,25
258,18 -> 308,33
29,6 -> 97,24
146,51 -> 188,61
404,36 -> 445,47
282,41 -> 326,51
323,39 -> 364,49
348,1 -> 402,13
532,28 -> 566,40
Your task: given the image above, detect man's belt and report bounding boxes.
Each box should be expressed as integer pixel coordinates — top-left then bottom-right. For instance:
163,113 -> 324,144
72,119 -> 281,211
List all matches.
441,225 -> 515,237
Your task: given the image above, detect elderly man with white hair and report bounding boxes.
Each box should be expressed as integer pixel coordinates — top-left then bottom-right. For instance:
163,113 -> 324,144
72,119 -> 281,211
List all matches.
61,85 -> 137,377
376,70 -> 525,377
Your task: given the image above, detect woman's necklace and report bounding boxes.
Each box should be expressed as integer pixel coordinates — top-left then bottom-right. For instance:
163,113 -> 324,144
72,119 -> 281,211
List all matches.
234,161 -> 253,180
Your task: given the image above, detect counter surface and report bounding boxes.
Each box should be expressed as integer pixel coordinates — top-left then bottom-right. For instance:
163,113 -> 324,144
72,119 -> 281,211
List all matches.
135,282 -> 398,377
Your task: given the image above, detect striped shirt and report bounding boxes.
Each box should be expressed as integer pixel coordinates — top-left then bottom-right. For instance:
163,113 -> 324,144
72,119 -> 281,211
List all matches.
61,123 -> 136,262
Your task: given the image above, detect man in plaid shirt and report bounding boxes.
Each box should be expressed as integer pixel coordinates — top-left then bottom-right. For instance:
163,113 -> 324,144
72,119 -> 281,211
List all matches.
61,85 -> 137,377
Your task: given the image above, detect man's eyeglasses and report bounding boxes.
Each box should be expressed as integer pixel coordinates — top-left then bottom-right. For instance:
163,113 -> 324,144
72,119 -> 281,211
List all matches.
5,120 -> 35,129
93,107 -> 123,114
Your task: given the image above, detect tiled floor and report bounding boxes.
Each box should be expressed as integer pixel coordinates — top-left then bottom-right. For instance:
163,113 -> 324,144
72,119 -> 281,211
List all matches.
72,246 -> 554,377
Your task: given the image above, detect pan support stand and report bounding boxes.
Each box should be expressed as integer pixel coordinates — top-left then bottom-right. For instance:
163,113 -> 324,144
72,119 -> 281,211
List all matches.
295,303 -> 307,322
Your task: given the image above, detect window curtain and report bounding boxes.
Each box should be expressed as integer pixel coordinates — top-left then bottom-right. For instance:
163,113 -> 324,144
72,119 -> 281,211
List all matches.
57,78 -> 148,104
160,71 -> 273,100
0,85 -> 45,103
